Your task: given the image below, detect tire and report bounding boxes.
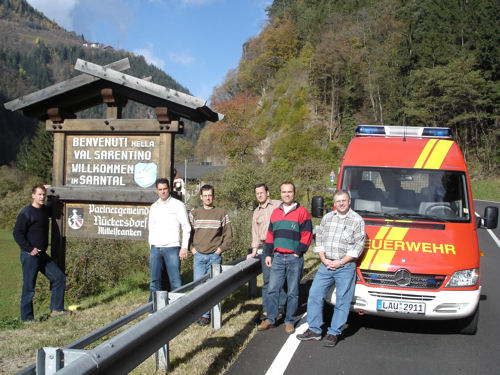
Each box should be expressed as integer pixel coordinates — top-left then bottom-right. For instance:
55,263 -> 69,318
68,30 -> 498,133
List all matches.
456,305 -> 479,335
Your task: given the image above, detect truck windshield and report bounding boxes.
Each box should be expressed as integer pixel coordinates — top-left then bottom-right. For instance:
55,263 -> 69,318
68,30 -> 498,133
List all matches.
341,167 -> 471,222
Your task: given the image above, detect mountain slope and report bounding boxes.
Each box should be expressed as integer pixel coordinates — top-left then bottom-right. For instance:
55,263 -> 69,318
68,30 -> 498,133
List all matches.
0,0 -> 198,165
202,0 -> 499,176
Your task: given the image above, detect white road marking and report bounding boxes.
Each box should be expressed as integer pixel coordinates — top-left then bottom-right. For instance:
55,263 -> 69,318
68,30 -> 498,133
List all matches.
487,229 -> 500,248
265,314 -> 308,375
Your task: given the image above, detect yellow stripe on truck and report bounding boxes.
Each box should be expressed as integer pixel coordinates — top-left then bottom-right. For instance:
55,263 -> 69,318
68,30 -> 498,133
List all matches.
360,226 -> 389,269
371,250 -> 397,271
386,227 -> 409,241
359,248 -> 376,269
424,140 -> 453,169
375,226 -> 390,239
414,139 -> 437,168
361,227 -> 409,272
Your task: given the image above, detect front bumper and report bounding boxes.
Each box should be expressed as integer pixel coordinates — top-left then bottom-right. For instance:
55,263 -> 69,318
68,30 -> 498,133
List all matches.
327,284 -> 481,320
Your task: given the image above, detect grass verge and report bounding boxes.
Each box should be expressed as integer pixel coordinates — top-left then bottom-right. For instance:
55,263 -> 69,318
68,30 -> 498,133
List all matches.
471,177 -> 500,202
0,228 -> 22,320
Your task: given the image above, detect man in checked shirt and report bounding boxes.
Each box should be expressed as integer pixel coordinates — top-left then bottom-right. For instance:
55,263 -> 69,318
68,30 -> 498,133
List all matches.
297,189 -> 366,347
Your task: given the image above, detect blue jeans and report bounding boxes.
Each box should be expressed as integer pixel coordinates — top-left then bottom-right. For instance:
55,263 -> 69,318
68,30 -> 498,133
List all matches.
20,251 -> 66,321
149,245 -> 182,303
306,262 -> 356,336
193,252 -> 222,318
261,254 -> 287,314
266,253 -> 304,326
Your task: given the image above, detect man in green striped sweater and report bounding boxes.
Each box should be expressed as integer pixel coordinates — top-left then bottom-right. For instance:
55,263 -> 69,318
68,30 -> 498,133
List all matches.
257,182 -> 312,334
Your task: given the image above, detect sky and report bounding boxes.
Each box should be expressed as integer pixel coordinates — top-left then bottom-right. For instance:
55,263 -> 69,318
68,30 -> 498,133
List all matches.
26,0 -> 271,102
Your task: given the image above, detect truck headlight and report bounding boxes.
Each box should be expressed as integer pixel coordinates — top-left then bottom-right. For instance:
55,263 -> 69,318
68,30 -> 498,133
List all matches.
445,268 -> 479,287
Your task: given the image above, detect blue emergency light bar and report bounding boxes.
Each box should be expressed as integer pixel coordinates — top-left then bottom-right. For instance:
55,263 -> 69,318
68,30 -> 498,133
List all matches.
355,125 -> 452,138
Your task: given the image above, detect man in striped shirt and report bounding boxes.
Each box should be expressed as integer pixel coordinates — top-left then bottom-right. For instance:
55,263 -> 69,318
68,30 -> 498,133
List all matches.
297,189 -> 366,347
189,184 -> 232,326
257,182 -> 312,334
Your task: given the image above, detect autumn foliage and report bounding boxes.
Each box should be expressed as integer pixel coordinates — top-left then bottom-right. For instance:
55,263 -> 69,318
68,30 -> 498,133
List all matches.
199,0 -> 499,185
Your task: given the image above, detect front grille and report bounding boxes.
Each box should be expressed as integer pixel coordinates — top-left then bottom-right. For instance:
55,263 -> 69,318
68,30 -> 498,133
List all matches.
361,270 -> 445,289
368,291 -> 436,301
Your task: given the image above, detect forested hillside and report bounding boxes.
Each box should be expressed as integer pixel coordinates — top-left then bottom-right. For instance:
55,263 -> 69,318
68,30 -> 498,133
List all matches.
201,0 -> 499,191
0,0 -> 198,167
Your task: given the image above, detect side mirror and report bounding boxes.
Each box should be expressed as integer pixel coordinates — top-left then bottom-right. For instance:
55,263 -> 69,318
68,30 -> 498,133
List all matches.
311,196 -> 324,218
483,206 -> 498,229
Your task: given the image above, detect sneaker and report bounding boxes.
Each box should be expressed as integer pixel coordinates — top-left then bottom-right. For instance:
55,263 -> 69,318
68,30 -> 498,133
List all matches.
285,323 -> 295,334
323,334 -> 339,347
259,311 -> 267,321
257,320 -> 275,331
197,316 -> 210,326
296,328 -> 322,341
49,310 -> 72,317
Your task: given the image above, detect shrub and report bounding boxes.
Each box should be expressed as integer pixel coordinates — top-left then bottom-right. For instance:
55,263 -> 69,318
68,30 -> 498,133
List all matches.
32,239 -> 149,307
63,239 -> 149,301
0,186 -> 31,229
0,173 -> 22,199
223,208 -> 253,261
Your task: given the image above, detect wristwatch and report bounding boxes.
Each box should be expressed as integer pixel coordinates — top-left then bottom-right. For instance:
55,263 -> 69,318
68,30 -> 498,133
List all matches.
339,259 -> 344,266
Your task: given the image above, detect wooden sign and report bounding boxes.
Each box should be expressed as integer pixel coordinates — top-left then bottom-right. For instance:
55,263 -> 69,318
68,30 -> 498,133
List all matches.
65,135 -> 160,188
65,203 -> 149,241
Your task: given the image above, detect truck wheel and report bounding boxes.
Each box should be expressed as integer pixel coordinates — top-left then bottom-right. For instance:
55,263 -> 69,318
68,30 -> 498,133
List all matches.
456,306 -> 479,335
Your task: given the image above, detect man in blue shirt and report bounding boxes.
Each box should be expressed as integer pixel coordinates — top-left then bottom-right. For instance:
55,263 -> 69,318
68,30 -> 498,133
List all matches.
13,185 -> 67,322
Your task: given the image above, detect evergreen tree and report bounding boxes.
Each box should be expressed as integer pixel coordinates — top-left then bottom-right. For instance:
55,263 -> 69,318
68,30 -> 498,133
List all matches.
16,122 -> 53,181
470,0 -> 500,80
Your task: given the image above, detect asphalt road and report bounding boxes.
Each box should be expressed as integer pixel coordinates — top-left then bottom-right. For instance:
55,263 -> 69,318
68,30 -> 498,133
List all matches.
226,200 -> 500,375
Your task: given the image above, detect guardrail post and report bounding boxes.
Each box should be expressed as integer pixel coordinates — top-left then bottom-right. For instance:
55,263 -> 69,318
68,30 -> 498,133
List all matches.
247,248 -> 258,298
211,264 -> 223,329
154,291 -> 169,372
153,290 -> 186,373
36,347 -> 61,374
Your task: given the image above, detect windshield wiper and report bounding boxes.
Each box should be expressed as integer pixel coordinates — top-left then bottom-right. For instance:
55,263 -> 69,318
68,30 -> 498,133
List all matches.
392,212 -> 451,223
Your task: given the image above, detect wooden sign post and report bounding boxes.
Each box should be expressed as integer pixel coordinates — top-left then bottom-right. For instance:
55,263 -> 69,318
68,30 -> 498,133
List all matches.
4,58 -> 221,271
46,115 -> 179,269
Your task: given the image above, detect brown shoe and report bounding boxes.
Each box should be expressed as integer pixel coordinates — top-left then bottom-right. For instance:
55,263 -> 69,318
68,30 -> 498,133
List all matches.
257,320 -> 275,331
323,334 -> 339,347
285,323 -> 295,334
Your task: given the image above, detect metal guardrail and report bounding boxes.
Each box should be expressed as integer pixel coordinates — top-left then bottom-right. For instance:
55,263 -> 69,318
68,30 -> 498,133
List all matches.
15,273 -> 212,375
19,255 -> 261,374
